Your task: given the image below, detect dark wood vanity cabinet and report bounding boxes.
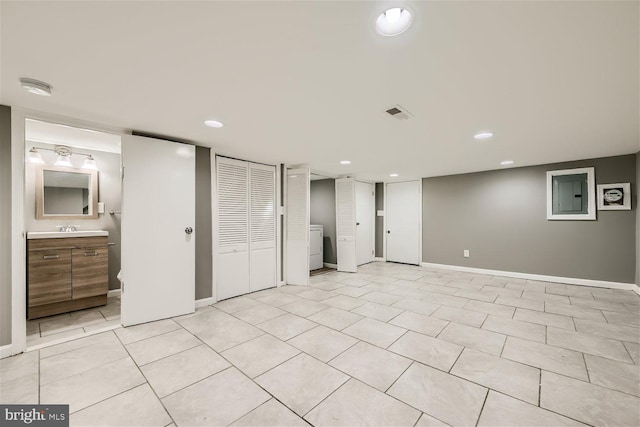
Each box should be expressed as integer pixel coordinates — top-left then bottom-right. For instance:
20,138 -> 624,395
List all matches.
27,236 -> 109,319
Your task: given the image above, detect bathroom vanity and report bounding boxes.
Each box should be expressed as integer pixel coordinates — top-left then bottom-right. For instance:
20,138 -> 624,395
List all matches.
27,231 -> 110,319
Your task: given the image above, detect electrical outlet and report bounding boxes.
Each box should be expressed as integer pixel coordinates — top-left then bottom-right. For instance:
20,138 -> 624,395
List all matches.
463,249 -> 470,258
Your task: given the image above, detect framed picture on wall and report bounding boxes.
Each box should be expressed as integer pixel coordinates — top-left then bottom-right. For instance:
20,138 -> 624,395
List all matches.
597,183 -> 631,210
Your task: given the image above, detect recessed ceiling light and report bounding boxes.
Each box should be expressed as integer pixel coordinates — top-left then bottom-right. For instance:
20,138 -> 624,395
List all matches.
375,7 -> 413,36
500,160 -> 514,166
204,120 -> 224,128
389,173 -> 399,177
340,160 -> 351,165
474,131 -> 494,140
20,78 -> 52,96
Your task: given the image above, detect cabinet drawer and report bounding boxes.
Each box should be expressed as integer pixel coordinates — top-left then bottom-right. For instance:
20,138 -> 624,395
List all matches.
72,248 -> 108,299
28,250 -> 72,307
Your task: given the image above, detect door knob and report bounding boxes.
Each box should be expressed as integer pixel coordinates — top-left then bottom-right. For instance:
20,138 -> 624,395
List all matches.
387,230 -> 391,234
185,227 -> 193,235
356,222 -> 360,226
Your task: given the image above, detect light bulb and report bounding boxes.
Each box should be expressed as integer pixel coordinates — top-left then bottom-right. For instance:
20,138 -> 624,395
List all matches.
385,8 -> 402,24
55,155 -> 73,168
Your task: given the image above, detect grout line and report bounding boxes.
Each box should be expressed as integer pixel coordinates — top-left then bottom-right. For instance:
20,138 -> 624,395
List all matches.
474,389 -> 490,427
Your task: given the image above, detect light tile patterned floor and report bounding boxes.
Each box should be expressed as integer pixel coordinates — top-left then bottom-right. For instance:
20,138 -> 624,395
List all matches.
2,262 -> 640,426
26,295 -> 121,348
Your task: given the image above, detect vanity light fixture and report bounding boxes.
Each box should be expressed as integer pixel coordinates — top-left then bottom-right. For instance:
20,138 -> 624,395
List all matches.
20,78 -> 53,96
204,120 -> 224,128
474,131 -> 494,140
27,148 -> 45,164
376,7 -> 413,36
28,145 -> 98,170
82,155 -> 98,170
340,160 -> 352,165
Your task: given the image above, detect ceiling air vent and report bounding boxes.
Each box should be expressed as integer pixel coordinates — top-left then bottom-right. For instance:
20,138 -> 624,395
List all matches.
385,105 -> 414,120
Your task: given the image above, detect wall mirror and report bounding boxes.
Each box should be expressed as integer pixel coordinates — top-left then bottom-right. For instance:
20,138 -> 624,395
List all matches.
36,165 -> 99,219
546,167 -> 596,220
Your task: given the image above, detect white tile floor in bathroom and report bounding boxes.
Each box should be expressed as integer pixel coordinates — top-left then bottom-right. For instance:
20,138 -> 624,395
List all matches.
2,262 -> 639,426
26,295 -> 121,348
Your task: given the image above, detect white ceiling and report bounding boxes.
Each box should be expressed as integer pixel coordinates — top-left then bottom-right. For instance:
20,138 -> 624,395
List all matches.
2,1 -> 638,182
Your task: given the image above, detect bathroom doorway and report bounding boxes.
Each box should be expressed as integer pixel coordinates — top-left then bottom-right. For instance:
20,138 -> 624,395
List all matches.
23,118 -> 123,348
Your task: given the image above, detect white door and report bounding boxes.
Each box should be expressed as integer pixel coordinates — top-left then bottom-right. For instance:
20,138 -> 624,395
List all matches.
386,180 -> 421,265
249,163 -> 277,292
216,157 -> 250,300
355,181 -> 375,266
121,135 -> 195,326
286,168 -> 310,285
336,178 -> 357,272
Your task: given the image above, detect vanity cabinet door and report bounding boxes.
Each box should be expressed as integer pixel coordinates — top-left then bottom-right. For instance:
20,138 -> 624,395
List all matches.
28,250 -> 72,306
72,247 -> 109,300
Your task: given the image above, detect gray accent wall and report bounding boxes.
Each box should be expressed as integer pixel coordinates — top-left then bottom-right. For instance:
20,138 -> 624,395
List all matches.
637,152 -> 640,286
423,154 -> 637,283
310,179 -> 337,264
375,182 -> 384,258
195,146 -> 212,300
25,142 -> 122,290
1,105 -> 12,346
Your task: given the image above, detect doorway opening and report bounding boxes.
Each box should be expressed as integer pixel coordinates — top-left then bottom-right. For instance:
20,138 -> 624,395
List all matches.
24,119 -> 122,348
309,173 -> 337,278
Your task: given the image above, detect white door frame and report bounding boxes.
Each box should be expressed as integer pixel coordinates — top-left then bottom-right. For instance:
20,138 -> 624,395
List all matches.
8,108 -> 127,357
383,179 -> 423,266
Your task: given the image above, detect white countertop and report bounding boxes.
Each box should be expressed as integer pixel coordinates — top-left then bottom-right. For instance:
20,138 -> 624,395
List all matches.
27,230 -> 109,239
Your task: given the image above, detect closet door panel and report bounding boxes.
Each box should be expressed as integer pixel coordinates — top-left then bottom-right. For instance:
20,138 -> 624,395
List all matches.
336,178 -> 357,272
216,157 -> 250,300
249,163 -> 277,292
286,168 -> 310,286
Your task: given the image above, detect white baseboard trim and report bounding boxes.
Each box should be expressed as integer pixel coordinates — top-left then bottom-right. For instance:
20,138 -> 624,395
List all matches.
195,297 -> 215,308
323,263 -> 337,269
374,257 -> 385,262
421,262 -> 637,291
1,344 -> 14,359
633,285 -> 640,296
107,289 -> 121,298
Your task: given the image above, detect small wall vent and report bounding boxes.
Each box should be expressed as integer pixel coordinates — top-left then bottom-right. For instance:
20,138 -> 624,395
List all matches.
385,105 -> 414,120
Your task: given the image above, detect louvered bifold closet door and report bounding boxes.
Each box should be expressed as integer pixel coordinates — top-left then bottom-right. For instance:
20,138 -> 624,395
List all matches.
216,157 -> 250,300
286,168 -> 310,286
249,163 -> 277,292
336,178 -> 357,272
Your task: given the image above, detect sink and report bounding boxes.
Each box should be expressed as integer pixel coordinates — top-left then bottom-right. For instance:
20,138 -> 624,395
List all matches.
27,230 -> 109,239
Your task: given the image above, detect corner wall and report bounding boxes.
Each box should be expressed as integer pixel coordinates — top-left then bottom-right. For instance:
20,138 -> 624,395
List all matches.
636,152 -> 640,286
0,105 -> 12,346
422,154 -> 637,283
195,146 -> 212,299
310,179 -> 337,264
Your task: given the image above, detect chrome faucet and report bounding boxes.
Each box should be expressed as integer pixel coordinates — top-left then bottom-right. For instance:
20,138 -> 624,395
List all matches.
58,225 -> 77,232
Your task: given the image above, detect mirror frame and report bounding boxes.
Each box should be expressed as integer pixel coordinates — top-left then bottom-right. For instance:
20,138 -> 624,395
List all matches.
36,165 -> 99,220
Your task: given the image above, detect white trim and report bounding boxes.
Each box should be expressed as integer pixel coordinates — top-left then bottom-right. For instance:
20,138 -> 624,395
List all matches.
25,322 -> 122,353
421,262 -> 637,291
323,262 -> 337,269
210,149 -> 218,302
276,163 -> 283,287
632,285 -> 640,296
11,108 -> 129,357
374,257 -> 386,262
195,297 -> 214,308
1,344 -> 14,359
10,109 -> 27,357
546,167 -> 596,220
107,289 -> 121,298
